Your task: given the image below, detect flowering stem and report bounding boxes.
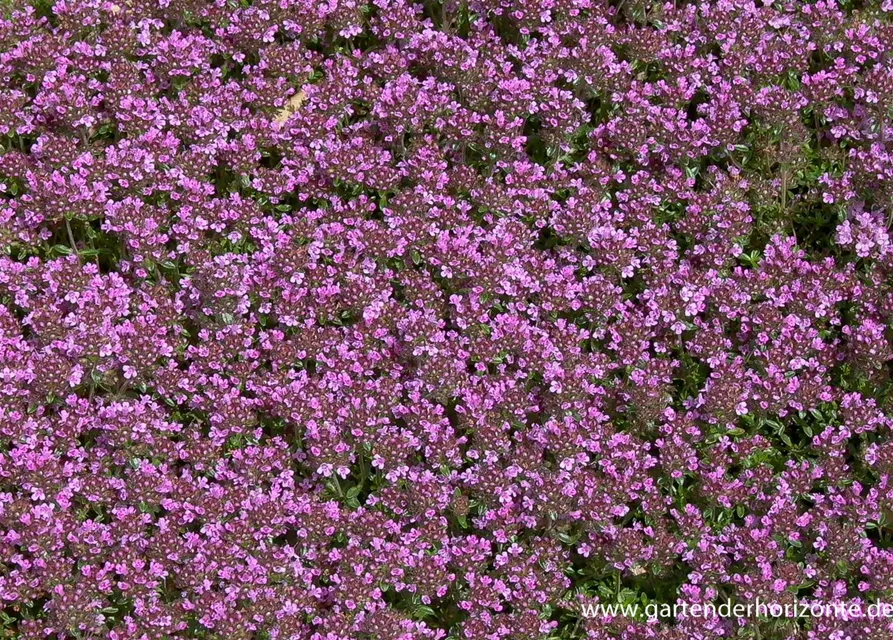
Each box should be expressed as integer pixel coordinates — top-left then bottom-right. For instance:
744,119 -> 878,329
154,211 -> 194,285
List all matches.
65,216 -> 79,260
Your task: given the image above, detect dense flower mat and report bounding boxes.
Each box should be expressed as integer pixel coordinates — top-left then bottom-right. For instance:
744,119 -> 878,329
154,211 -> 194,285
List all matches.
0,0 -> 892,638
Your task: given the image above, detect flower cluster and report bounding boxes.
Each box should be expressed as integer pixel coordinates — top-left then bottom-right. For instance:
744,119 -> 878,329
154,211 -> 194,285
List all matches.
0,1 -> 892,639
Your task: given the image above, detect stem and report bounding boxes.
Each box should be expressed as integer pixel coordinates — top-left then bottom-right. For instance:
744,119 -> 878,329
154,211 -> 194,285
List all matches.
65,216 -> 80,260
358,447 -> 368,490
727,150 -> 743,171
781,171 -> 787,213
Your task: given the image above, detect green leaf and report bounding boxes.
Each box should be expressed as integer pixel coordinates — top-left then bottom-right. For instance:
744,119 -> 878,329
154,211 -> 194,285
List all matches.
413,605 -> 436,619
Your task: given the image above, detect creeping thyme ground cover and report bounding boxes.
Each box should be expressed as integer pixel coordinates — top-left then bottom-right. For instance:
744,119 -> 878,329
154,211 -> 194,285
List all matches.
1,0 -> 893,638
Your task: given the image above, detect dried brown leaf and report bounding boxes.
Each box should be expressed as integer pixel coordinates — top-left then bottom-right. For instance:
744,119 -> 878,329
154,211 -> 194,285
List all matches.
274,90 -> 308,124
